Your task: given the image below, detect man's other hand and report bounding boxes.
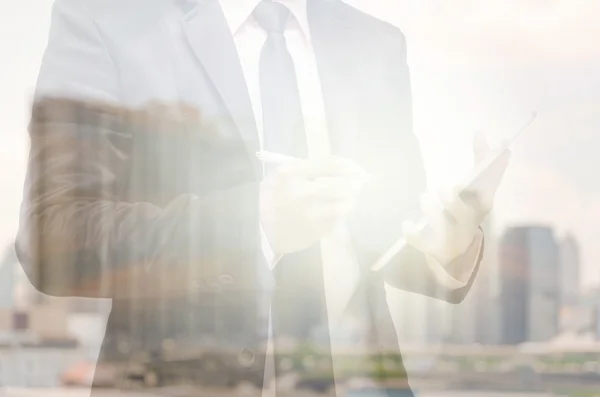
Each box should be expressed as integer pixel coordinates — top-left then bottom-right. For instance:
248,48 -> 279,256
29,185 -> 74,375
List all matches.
402,131 -> 510,265
260,157 -> 369,255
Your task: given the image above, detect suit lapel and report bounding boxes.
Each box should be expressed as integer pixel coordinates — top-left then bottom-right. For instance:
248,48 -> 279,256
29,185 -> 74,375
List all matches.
308,0 -> 361,158
180,0 -> 260,171
178,0 -> 358,165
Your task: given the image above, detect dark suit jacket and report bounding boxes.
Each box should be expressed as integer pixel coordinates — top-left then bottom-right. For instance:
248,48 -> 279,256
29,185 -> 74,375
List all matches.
17,0 -> 484,394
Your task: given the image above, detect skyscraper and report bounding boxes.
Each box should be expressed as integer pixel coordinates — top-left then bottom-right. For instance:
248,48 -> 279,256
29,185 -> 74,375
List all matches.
0,243 -> 17,309
499,226 -> 560,344
558,234 -> 582,332
559,234 -> 580,306
447,218 -> 498,345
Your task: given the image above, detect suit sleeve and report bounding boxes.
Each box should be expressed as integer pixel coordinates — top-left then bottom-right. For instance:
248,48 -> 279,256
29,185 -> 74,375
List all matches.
381,229 -> 485,304
355,29 -> 485,304
18,99 -> 259,300
16,0 -> 260,299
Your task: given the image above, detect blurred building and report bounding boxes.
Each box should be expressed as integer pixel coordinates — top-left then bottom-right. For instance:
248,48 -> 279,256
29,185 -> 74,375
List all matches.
425,299 -> 444,345
0,339 -> 84,387
447,218 -> 499,345
392,275 -> 439,346
595,305 -> 600,340
10,241 -> 46,309
499,226 -> 560,345
559,234 -> 582,332
0,301 -> 71,342
393,291 -> 428,346
0,244 -> 17,309
581,288 -> 600,340
559,233 -> 581,305
0,241 -> 52,312
0,297 -> 103,386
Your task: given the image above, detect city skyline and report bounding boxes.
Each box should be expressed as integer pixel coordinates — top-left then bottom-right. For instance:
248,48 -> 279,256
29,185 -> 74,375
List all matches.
0,223 -> 593,362
2,1 -> 600,393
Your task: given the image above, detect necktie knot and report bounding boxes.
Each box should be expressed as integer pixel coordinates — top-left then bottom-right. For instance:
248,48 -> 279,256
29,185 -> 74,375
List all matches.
253,0 -> 291,35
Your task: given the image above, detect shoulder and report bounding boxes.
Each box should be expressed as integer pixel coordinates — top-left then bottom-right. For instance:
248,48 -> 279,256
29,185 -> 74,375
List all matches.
324,0 -> 407,48
49,0 -> 177,37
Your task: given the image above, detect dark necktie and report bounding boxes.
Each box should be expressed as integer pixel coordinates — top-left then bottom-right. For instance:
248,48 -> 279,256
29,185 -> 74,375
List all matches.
253,1 -> 326,341
254,0 -> 308,162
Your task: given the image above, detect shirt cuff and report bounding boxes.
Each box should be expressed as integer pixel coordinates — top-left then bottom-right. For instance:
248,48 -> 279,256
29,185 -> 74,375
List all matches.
260,224 -> 283,269
425,228 -> 484,290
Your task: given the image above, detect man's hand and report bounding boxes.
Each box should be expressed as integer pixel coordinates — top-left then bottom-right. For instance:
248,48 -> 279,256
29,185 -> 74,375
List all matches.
402,132 -> 510,265
260,157 -> 369,255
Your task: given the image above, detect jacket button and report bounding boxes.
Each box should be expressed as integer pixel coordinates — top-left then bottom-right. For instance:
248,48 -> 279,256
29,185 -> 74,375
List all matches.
238,348 -> 255,367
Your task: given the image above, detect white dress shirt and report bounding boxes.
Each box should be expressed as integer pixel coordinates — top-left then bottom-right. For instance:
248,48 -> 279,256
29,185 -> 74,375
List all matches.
218,0 -> 363,393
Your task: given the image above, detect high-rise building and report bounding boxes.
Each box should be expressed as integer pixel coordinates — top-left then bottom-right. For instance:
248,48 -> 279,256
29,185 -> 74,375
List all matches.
0,244 -> 17,309
559,234 -> 580,306
448,218 -> 498,345
499,226 -> 560,344
558,234 -> 582,332
390,286 -> 431,346
424,299 -> 444,345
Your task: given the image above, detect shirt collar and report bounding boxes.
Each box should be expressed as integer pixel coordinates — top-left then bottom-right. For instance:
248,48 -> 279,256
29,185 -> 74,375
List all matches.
219,0 -> 311,40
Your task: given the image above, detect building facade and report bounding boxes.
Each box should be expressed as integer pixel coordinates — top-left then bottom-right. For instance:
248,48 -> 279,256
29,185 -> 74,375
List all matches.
559,234 -> 581,305
499,226 -> 560,345
448,218 -> 498,345
0,341 -> 84,387
0,244 -> 17,309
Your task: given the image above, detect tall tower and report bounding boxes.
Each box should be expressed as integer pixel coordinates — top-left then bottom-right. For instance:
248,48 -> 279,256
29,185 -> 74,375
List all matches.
559,234 -> 580,306
0,243 -> 17,309
499,226 -> 560,344
558,234 -> 582,332
447,217 -> 497,345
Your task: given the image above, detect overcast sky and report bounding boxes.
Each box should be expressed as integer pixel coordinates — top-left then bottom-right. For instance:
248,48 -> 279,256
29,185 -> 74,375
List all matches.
1,0 -> 600,291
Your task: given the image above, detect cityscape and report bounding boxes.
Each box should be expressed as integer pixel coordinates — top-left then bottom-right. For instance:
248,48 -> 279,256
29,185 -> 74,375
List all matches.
2,1 -> 600,397
0,219 -> 598,396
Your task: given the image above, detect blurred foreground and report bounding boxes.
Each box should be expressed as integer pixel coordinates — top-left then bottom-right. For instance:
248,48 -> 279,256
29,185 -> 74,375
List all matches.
0,387 -> 567,397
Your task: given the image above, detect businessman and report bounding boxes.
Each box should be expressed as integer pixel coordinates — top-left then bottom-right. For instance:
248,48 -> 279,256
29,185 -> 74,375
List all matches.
18,0 -> 507,395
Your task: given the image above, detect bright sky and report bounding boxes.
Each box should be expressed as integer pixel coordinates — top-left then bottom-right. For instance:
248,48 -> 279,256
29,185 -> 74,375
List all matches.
361,0 -> 600,290
1,0 -> 599,293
